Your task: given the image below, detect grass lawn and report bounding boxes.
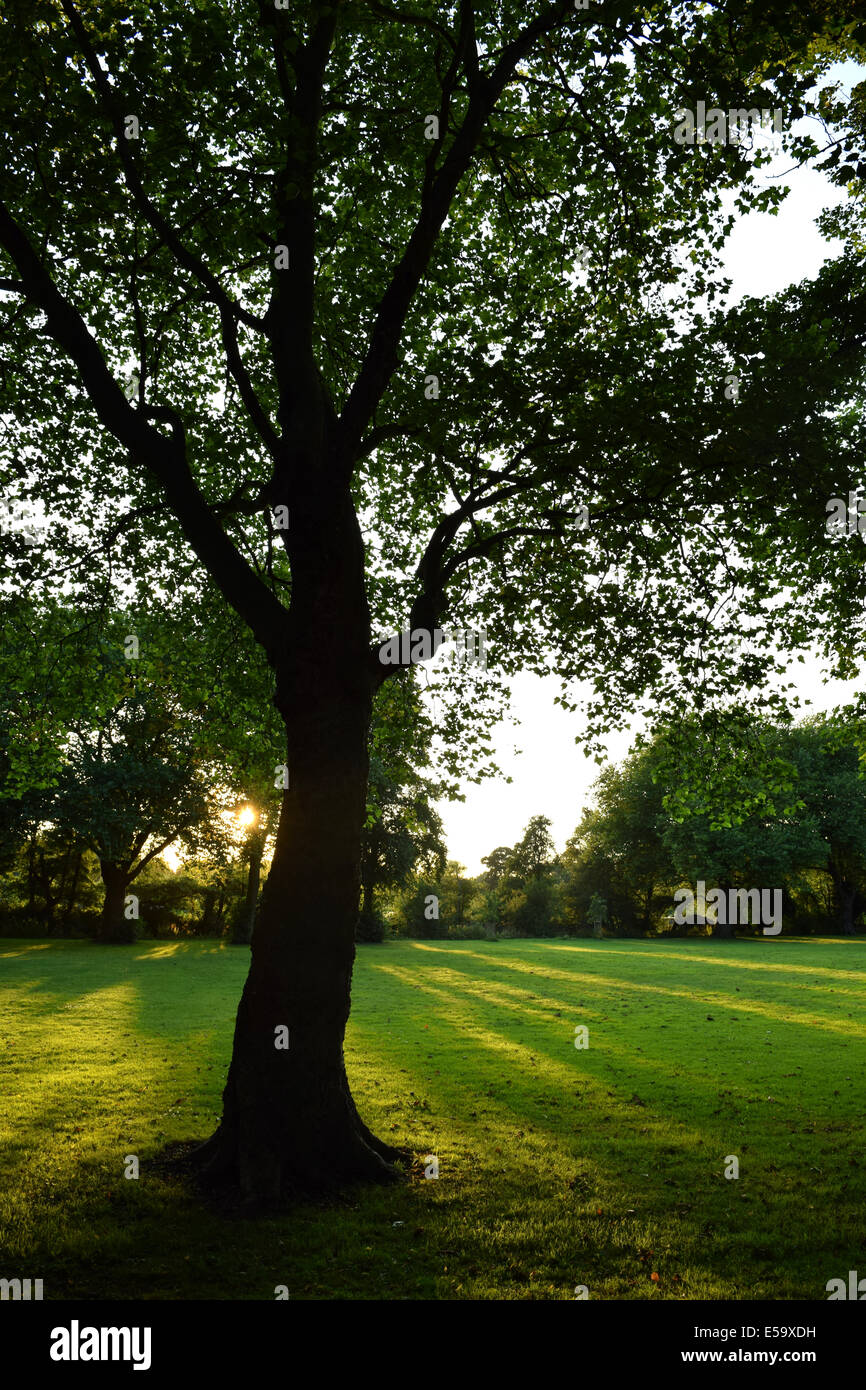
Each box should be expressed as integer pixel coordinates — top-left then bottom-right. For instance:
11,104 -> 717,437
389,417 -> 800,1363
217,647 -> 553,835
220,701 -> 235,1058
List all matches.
0,935 -> 864,1300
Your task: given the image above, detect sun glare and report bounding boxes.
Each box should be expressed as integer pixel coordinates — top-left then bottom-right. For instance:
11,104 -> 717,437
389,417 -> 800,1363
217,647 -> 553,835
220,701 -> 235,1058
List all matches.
238,805 -> 257,828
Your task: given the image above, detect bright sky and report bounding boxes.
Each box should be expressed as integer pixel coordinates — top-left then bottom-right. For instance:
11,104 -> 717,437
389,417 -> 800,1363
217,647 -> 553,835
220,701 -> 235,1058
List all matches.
434,67 -> 861,875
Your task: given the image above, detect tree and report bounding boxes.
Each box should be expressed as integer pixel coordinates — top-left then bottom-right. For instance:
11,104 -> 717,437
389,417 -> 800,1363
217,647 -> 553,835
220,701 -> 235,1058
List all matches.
503,873 -> 562,937
2,1 -> 866,1197
507,814 -> 556,884
649,714 -> 824,938
564,752 -> 673,935
437,859 -> 475,931
783,719 -> 866,935
55,687 -> 214,941
358,674 -> 448,940
229,804 -> 274,946
466,882 -> 504,934
0,598 -> 245,941
480,846 -> 514,891
495,813 -> 559,935
401,878 -> 444,939
591,715 -> 866,939
664,808 -> 825,938
359,754 -> 446,940
586,892 -> 607,938
400,858 -> 473,936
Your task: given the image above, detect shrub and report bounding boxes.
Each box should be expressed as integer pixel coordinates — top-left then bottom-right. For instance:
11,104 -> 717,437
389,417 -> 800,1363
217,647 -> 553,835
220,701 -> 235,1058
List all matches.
447,921 -> 487,940
356,907 -> 385,943
404,880 -> 446,938
0,908 -> 47,937
502,877 -> 559,937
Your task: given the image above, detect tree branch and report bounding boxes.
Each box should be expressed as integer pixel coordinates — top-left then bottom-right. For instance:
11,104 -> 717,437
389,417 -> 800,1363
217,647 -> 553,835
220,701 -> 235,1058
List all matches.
0,201 -> 288,657
130,829 -> 185,880
339,1 -> 573,465
59,0 -> 279,461
266,6 -> 340,458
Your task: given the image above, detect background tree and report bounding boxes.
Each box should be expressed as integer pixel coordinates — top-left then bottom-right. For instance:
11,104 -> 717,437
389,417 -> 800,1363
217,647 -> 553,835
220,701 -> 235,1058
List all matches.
586,891 -> 607,938
359,673 -> 449,940
664,810 -> 825,938
562,715 -> 866,939
563,752 -> 674,935
655,714 -> 827,938
480,846 -> 514,892
506,814 -> 556,883
229,804 -> 275,946
437,860 -> 475,933
783,718 -> 866,935
56,687 -> 214,942
359,754 -> 446,941
496,813 -> 560,935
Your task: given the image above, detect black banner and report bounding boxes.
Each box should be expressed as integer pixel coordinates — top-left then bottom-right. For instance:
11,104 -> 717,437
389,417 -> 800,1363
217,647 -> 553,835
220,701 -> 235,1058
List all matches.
1,1298 -> 860,1377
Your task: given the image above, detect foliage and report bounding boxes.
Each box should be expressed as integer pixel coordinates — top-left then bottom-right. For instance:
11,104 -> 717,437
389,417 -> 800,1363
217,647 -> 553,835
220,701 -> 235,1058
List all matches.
501,874 -> 563,938
401,878 -> 447,940
562,716 -> 866,938
2,2 -> 865,774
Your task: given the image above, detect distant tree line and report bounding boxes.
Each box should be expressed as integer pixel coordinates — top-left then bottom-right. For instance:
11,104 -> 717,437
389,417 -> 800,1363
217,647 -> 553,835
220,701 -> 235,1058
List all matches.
3,600 -> 864,948
381,716 -> 866,941
0,595 -> 446,944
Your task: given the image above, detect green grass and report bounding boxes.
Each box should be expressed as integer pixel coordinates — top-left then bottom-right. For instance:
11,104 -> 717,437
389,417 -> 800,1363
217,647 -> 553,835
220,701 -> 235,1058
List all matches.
0,935 -> 864,1300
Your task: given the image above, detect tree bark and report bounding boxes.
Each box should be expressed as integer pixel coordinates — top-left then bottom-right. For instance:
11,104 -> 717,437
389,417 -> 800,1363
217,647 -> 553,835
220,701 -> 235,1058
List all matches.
232,845 -> 262,945
62,848 -> 83,936
712,883 -> 735,939
98,861 -> 133,943
192,493 -> 405,1201
837,880 -> 857,936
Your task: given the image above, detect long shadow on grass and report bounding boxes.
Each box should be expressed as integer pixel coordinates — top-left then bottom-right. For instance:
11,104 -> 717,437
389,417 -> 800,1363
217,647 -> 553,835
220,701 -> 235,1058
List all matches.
348,958 -> 865,1297
5,940 -> 863,1300
391,945 -> 864,1040
354,956 -> 865,1186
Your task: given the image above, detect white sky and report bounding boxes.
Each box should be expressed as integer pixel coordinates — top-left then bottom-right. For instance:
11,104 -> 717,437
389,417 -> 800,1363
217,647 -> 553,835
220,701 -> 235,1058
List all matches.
434,70 -> 861,874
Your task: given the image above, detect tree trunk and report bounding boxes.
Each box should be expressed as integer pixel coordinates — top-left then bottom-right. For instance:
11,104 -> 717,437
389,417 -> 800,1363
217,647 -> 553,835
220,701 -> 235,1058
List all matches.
26,829 -> 38,916
201,888 -> 216,933
838,880 -> 857,936
232,846 -> 263,945
99,861 -> 133,943
62,848 -> 83,937
712,883 -> 735,939
195,695 -> 402,1199
361,876 -> 374,918
192,494 -> 404,1202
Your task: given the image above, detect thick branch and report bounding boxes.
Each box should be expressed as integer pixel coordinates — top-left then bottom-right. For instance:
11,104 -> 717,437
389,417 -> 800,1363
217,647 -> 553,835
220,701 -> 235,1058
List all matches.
131,829 -> 185,880
0,201 -> 287,656
339,1 -> 573,464
267,7 -> 340,453
59,0 -> 278,460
